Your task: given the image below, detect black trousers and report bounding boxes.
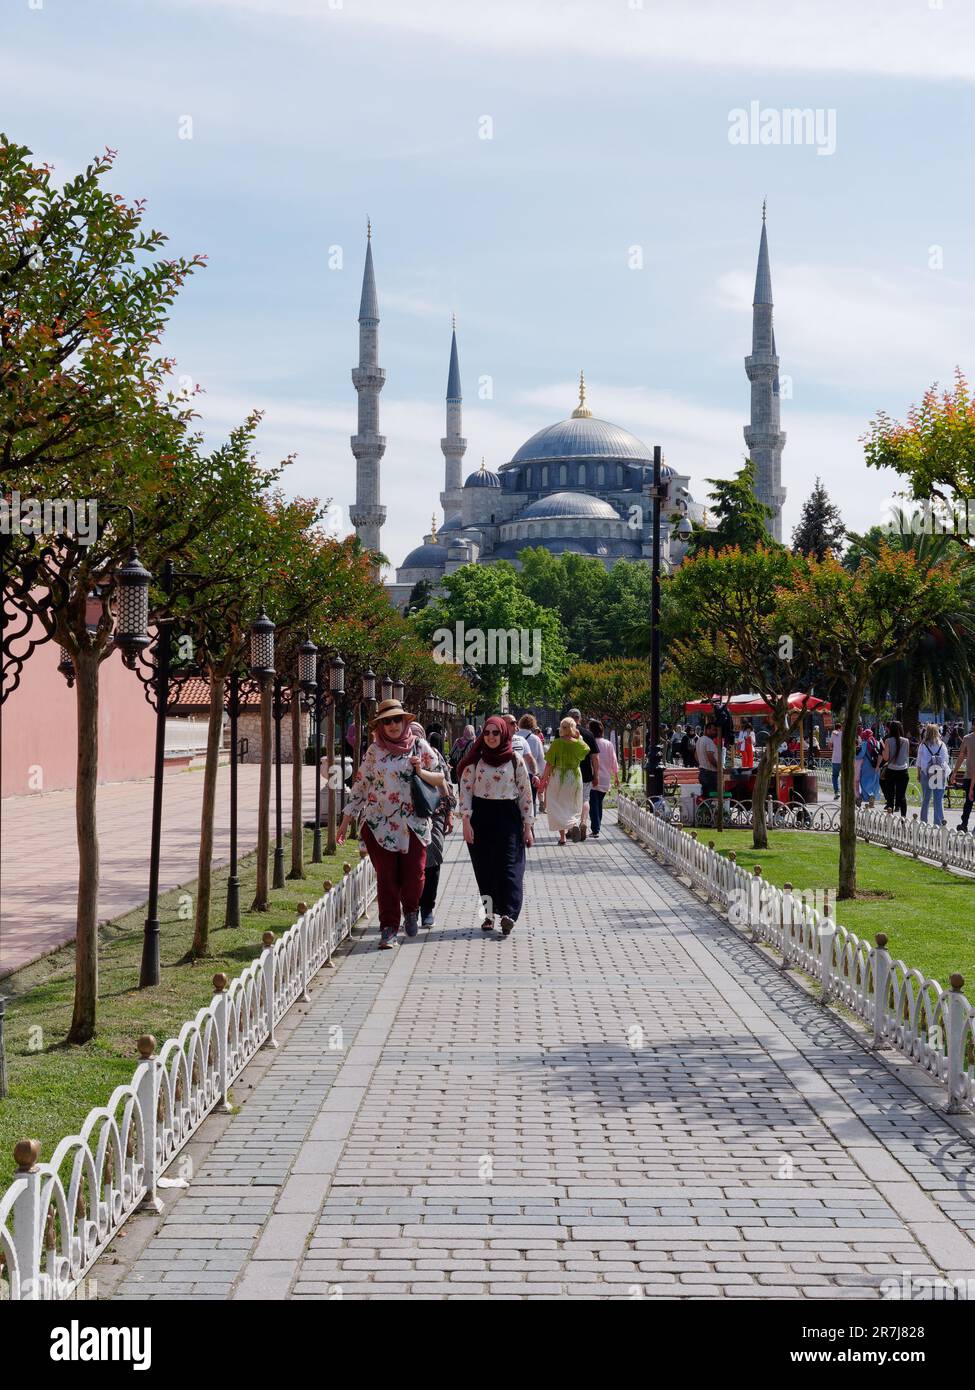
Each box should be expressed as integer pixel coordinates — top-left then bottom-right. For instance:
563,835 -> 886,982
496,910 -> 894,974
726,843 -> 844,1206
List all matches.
419,863 -> 440,916
467,795 -> 526,921
883,768 -> 909,817
589,788 -> 606,834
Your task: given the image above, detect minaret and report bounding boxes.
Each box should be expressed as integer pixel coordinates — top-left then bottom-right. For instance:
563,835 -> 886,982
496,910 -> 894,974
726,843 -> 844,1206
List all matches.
743,202 -> 786,542
350,222 -> 386,568
440,317 -> 466,520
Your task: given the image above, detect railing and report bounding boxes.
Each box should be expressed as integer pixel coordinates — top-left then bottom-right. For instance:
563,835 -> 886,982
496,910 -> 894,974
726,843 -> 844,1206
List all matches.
0,858 -> 376,1302
617,790 -> 975,1116
856,805 -> 975,875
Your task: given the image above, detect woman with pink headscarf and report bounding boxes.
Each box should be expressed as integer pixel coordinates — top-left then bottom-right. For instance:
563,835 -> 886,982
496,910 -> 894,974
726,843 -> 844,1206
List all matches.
457,715 -> 534,936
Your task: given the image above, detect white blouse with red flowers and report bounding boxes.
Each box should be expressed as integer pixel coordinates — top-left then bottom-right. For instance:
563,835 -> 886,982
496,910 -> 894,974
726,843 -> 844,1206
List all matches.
346,738 -> 440,852
459,755 -> 534,826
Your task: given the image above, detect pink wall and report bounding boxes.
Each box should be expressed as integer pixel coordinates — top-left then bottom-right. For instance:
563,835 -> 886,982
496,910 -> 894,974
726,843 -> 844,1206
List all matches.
1,621 -> 157,797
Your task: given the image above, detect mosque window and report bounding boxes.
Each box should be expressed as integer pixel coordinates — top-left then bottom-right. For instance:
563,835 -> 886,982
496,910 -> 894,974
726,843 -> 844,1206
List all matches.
540,465 -> 548,487
597,464 -> 605,486
559,464 -> 567,485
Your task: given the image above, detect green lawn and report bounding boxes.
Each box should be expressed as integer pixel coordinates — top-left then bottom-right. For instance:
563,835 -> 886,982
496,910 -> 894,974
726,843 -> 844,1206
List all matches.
696,829 -> 975,989
0,830 -> 352,1195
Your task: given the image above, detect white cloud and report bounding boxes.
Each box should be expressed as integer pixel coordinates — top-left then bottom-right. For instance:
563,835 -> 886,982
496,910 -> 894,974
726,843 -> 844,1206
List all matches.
167,0 -> 975,81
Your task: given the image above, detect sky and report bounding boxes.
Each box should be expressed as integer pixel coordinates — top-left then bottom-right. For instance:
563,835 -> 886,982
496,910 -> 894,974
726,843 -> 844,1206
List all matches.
2,0 -> 974,575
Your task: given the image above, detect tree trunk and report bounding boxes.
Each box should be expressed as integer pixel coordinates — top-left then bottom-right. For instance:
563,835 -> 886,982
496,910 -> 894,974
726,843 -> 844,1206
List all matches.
190,673 -> 225,957
67,646 -> 100,1045
751,741 -> 776,850
251,681 -> 273,911
838,676 -> 868,900
289,692 -> 304,878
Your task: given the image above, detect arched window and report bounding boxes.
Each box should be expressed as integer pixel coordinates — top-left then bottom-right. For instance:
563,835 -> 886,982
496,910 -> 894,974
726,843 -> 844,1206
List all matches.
597,464 -> 606,486
559,464 -> 568,486
540,465 -> 548,487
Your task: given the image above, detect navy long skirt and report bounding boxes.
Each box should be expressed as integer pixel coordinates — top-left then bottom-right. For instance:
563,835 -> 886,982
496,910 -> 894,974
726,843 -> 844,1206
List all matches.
467,795 -> 526,921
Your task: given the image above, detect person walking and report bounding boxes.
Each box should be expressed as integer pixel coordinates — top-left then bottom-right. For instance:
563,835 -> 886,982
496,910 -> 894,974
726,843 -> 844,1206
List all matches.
879,718 -> 910,818
829,722 -> 843,797
417,726 -> 457,927
457,714 -> 534,936
587,718 -> 619,838
538,716 -> 589,844
679,727 -> 694,768
519,713 -> 545,815
448,723 -> 476,783
950,717 -> 975,833
338,699 -> 447,949
567,706 -> 599,840
857,725 -> 881,808
917,723 -> 949,826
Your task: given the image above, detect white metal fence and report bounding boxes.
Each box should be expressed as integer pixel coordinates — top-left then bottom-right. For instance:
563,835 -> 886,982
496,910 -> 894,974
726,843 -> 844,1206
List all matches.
856,805 -> 975,874
0,858 -> 376,1302
617,791 -> 975,1117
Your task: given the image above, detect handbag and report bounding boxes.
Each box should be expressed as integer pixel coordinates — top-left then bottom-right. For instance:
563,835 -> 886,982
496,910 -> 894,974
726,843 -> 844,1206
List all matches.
409,740 -> 440,818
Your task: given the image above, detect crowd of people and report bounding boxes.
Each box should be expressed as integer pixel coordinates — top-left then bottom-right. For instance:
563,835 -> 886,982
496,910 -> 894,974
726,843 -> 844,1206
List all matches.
337,703 -> 621,949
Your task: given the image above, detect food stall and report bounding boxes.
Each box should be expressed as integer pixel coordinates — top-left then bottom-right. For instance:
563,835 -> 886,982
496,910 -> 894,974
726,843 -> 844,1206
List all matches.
683,692 -> 831,807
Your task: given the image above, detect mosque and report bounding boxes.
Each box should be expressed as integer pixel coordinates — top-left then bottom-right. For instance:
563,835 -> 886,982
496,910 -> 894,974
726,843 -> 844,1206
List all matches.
346,215 -> 786,612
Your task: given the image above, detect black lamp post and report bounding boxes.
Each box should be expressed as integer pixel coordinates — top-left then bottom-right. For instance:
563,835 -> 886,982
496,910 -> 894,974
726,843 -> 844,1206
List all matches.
329,654 -> 346,820
646,444 -> 665,803
381,675 -> 393,703
135,555 -> 167,992
393,677 -> 404,705
271,675 -> 288,890
225,666 -> 242,929
311,659 -> 325,863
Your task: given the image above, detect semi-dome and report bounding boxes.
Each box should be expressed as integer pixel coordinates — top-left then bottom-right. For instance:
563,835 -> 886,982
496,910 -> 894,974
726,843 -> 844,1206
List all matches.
508,415 -> 653,466
464,460 -> 501,489
399,542 -> 446,570
519,491 -> 620,521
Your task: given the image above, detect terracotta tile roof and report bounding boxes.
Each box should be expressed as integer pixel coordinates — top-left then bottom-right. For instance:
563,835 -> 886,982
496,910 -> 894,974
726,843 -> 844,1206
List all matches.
169,676 -> 263,712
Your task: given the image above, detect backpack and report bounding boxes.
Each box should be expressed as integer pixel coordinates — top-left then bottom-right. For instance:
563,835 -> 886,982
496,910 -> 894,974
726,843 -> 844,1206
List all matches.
866,737 -> 879,769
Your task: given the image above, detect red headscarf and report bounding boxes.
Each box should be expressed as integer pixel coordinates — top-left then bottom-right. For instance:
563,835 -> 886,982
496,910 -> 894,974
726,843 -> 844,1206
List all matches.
456,715 -> 514,777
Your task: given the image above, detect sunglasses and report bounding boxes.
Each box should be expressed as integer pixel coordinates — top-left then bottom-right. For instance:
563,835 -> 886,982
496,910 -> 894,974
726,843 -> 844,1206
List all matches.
483,729 -> 501,738
381,716 -> 403,726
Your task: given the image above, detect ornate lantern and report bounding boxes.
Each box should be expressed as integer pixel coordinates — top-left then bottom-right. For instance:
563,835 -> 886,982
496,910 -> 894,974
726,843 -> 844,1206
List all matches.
249,610 -> 275,679
114,549 -> 152,664
298,636 -> 318,694
362,667 -> 376,702
329,653 -> 345,695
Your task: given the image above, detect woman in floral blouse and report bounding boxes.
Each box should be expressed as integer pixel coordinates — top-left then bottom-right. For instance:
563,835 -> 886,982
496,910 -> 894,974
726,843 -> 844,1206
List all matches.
338,699 -> 447,949
458,714 -> 534,937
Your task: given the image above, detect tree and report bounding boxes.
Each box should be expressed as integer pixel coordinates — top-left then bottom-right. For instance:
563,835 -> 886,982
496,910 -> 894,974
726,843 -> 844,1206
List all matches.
411,562 -> 567,710
846,509 -> 975,734
690,460 -> 777,555
777,549 -> 960,897
864,370 -> 975,526
667,547 -> 823,849
791,477 -> 845,560
563,658 -> 651,766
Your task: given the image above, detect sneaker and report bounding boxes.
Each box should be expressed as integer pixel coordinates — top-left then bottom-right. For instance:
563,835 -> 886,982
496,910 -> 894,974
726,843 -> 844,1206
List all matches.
403,911 -> 419,937
500,916 -> 515,936
481,917 -> 495,932
421,912 -> 435,928
591,831 -> 600,839
378,928 -> 398,950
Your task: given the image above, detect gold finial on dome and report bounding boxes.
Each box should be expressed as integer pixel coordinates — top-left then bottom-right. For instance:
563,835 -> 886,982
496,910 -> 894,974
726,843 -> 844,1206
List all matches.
430,513 -> 438,541
571,370 -> 592,419
479,456 -> 486,471
367,217 -> 372,240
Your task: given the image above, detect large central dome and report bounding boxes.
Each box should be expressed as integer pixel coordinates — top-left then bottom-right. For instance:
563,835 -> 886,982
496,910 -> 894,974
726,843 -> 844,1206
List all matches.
507,414 -> 653,466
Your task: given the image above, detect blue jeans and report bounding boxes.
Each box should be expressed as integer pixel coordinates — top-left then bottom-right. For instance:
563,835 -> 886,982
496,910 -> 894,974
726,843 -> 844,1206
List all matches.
831,761 -> 841,795
920,781 -> 946,825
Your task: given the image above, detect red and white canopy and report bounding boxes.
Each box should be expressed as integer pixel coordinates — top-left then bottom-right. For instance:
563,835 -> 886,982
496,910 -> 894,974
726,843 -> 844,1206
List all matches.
684,692 -> 831,717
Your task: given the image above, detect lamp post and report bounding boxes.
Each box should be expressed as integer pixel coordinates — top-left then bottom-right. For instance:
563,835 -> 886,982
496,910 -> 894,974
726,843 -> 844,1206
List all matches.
225,667 -> 242,928
393,677 -> 404,705
311,658 -> 325,863
646,444 -> 665,804
327,655 -> 345,853
137,556 -> 170,988
359,667 -> 375,776
381,675 -> 393,703
249,608 -> 276,902
272,675 -> 288,890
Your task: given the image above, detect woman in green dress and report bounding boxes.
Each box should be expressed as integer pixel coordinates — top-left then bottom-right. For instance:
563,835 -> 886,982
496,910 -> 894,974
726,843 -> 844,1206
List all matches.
538,717 -> 589,844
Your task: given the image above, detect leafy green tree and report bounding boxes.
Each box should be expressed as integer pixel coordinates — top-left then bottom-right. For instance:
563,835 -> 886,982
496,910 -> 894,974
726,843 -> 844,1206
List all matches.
411,562 -> 567,709
864,370 -> 975,522
690,460 -> 777,554
667,546 -> 823,849
778,549 -> 961,898
791,477 -> 845,560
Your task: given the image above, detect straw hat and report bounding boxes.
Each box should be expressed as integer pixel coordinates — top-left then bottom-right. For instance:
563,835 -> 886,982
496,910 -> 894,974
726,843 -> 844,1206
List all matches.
368,698 -> 414,727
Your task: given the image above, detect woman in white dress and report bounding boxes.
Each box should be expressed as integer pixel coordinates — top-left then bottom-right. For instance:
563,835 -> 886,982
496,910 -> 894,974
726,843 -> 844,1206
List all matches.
538,717 -> 589,844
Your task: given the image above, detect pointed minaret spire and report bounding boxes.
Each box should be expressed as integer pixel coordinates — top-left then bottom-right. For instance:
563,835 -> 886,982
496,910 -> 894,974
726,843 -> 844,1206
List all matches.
350,225 -> 386,571
744,206 -> 786,542
571,369 -> 592,419
440,318 -> 467,522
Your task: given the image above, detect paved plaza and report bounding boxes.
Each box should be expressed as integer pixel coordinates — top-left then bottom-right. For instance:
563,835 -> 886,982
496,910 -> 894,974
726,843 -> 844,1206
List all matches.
0,763 -> 320,977
94,806 -> 975,1301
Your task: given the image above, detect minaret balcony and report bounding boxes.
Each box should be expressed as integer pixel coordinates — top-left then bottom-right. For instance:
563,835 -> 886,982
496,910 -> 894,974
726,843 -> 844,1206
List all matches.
744,353 -> 779,378
350,504 -> 387,527
352,366 -> 386,390
351,434 -> 387,458
440,436 -> 468,452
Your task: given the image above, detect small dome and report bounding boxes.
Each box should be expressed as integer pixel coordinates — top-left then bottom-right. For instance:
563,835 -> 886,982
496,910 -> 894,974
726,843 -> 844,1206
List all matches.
464,465 -> 501,489
519,491 -> 620,521
399,542 -> 446,570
